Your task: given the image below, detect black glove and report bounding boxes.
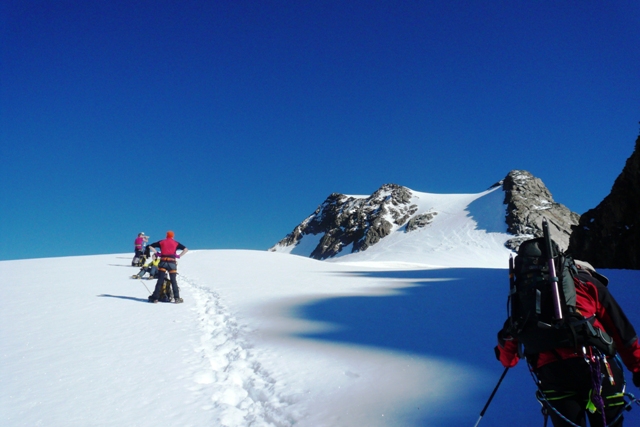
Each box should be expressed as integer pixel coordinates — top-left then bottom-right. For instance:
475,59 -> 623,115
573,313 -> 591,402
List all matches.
494,345 -> 501,361
633,371 -> 640,388
497,319 -> 515,347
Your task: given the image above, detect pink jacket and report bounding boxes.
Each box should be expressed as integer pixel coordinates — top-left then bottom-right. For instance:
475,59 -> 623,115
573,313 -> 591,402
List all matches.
134,237 -> 144,250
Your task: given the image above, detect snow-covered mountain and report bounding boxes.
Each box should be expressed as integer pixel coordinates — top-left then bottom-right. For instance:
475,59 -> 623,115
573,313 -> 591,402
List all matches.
270,170 -> 579,265
4,171 -> 639,427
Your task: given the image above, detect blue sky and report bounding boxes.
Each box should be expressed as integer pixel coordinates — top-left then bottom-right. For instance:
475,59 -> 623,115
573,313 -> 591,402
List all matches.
2,1 -> 639,261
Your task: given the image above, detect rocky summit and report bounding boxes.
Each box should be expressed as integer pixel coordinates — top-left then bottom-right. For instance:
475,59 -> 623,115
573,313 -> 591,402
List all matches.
271,184 -> 419,260
569,135 -> 640,269
502,170 -> 580,252
271,170 -> 580,260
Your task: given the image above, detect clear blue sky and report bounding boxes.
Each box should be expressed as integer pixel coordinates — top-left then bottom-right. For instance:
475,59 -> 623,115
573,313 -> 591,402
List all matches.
2,1 -> 639,261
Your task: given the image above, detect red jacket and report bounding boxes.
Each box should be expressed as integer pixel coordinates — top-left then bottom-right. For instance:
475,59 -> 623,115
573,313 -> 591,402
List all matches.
497,272 -> 640,373
148,238 -> 186,258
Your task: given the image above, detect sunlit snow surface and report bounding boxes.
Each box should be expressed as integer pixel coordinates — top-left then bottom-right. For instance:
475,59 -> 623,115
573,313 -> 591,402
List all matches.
3,199 -> 640,426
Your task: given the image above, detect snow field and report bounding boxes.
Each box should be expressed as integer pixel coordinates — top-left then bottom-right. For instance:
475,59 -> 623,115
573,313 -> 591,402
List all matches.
3,249 -> 640,427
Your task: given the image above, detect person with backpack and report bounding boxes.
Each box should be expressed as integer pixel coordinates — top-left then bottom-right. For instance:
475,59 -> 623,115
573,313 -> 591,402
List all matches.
146,231 -> 188,304
495,234 -> 640,427
131,232 -> 148,266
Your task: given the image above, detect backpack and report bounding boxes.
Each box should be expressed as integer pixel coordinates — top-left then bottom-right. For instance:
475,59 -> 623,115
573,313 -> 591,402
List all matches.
508,236 -> 616,357
133,255 -> 146,267
159,277 -> 174,302
132,246 -> 152,267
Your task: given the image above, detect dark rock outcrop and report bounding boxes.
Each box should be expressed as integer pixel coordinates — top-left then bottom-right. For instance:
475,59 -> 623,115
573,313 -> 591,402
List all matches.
569,135 -> 640,269
270,184 -> 418,260
502,170 -> 580,251
405,211 -> 438,232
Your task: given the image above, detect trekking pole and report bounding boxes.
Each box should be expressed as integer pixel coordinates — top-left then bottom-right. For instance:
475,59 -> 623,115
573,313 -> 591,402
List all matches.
542,218 -> 563,320
473,367 -> 509,427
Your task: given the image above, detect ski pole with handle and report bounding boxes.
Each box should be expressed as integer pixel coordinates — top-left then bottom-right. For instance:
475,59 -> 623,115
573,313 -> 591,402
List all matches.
473,367 -> 509,427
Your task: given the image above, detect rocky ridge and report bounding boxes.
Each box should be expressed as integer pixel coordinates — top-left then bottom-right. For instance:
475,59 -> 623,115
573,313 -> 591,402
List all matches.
502,170 -> 580,251
569,135 -> 640,269
271,170 -> 580,260
272,184 -> 419,260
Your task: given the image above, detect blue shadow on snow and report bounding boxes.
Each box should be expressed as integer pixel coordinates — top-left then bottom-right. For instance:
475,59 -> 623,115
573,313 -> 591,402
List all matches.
290,267 -> 545,427
292,268 -> 509,365
292,268 -> 640,427
97,294 -> 149,303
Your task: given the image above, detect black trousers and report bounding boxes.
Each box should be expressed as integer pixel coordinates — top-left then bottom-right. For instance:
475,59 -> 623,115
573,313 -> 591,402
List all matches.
151,259 -> 179,300
132,249 -> 143,265
536,356 -> 626,427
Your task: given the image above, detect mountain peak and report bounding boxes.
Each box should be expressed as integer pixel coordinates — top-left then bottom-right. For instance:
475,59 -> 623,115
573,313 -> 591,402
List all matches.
271,183 -> 420,260
270,171 -> 580,264
503,170 -> 579,251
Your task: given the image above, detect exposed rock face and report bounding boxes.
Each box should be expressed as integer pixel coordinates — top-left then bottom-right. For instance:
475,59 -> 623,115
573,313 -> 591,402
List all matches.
271,171 -> 580,260
502,170 -> 580,251
271,184 -> 418,260
406,211 -> 438,232
569,135 -> 640,269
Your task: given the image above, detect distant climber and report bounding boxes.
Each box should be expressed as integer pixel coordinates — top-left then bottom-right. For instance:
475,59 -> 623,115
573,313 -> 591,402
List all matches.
131,253 -> 160,280
131,232 -> 148,266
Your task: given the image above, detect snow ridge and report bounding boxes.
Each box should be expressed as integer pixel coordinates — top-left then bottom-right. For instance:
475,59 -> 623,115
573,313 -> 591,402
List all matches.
180,276 -> 294,427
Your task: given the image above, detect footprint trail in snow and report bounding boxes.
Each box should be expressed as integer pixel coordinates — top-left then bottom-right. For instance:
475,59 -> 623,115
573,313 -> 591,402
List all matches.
180,276 -> 296,427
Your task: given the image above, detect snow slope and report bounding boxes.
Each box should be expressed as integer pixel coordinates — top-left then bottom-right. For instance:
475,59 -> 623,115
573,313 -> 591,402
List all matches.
3,247 -> 640,426
273,186 -> 514,268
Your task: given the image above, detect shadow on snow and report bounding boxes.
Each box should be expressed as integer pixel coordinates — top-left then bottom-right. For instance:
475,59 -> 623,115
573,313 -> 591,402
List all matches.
291,267 -> 509,365
288,267 -> 544,427
292,268 -> 640,427
97,294 -> 149,303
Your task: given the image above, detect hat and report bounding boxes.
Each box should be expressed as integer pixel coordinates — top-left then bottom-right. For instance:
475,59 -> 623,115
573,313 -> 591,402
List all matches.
138,232 -> 145,236
575,259 -> 609,286
166,230 -> 175,239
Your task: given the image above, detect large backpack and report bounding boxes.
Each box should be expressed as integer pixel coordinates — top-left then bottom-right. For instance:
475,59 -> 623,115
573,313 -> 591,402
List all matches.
159,277 -> 174,302
508,237 -> 615,357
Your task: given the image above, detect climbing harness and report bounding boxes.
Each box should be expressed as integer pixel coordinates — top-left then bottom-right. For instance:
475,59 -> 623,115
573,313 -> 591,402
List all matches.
529,350 -> 640,427
584,346 -> 607,425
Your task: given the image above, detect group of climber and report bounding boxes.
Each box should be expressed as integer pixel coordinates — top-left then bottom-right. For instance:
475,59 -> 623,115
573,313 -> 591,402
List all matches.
127,225 -> 640,426
131,230 -> 188,304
